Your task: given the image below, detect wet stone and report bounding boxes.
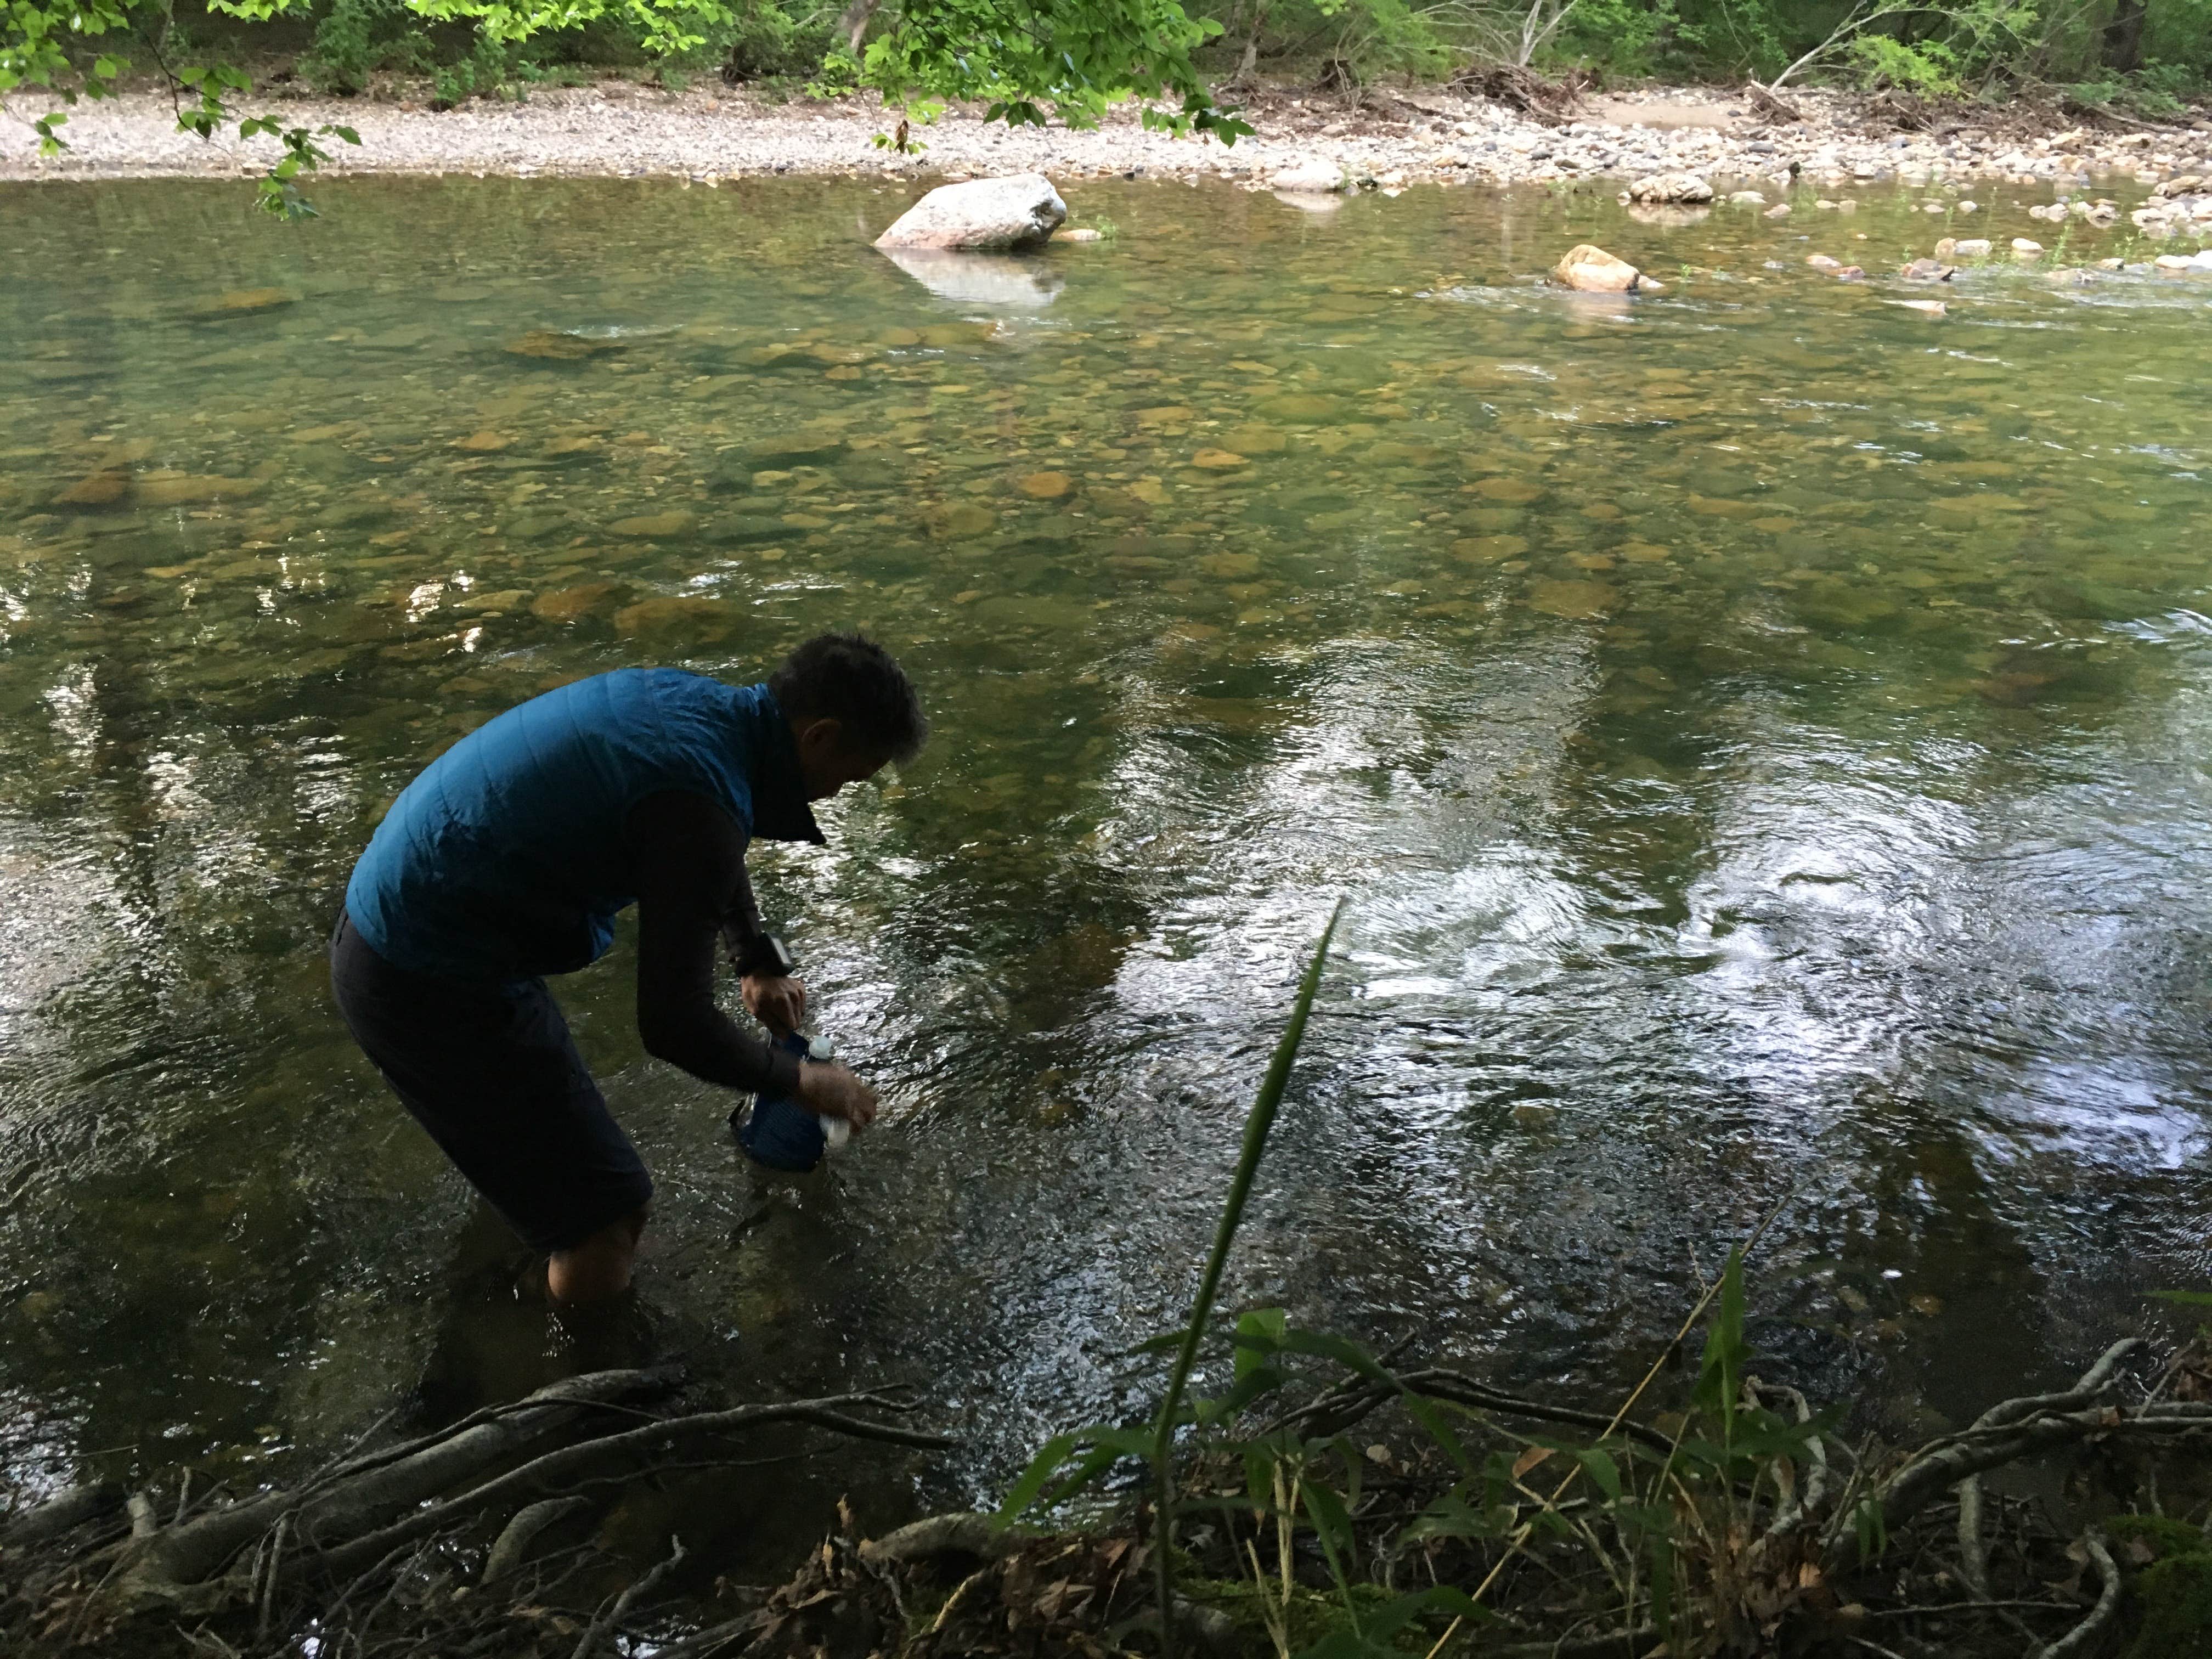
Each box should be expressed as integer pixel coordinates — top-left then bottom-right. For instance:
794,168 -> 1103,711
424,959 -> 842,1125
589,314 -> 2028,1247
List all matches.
608,511 -> 698,538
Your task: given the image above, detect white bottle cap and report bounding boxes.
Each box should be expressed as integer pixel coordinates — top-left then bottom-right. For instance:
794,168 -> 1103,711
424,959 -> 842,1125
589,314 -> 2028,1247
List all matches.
806,1035 -> 835,1062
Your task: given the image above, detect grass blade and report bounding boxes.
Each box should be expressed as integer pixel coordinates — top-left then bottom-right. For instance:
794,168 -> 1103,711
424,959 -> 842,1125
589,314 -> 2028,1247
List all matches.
1152,898 -> 1346,1658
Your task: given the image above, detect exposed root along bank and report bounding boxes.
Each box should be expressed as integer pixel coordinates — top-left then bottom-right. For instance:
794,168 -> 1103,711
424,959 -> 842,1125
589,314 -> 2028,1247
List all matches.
6,1334 -> 2211,1657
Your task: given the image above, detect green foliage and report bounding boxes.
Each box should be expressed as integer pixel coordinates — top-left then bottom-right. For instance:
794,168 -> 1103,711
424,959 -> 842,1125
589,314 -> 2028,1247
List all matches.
2106,1516 -> 2212,1659
855,0 -> 1251,139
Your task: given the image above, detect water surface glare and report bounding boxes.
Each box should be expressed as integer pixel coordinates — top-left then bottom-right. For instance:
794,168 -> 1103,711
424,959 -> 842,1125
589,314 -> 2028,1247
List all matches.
3,176 -> 2212,1506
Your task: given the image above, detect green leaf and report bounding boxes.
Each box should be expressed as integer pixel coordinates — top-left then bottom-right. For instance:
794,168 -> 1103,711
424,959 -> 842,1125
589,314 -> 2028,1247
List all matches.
1576,1447 -> 1622,1502
2149,1290 -> 2212,1307
1232,1306 -> 1287,1380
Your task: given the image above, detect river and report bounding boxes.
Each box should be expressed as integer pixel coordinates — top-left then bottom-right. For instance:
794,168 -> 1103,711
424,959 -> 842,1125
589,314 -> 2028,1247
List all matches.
2,174 -> 2209,1519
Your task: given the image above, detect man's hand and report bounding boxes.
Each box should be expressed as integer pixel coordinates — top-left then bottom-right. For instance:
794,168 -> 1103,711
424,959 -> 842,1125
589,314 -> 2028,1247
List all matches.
798,1062 -> 878,1131
742,973 -> 806,1035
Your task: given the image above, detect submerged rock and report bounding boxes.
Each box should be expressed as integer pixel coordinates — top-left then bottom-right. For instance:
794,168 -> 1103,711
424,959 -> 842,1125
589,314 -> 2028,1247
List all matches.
1553,244 -> 1664,294
53,470 -> 129,507
504,330 -> 620,361
874,174 -> 1066,251
614,595 -> 735,637
136,473 -> 262,505
608,510 -> 697,538
206,288 -> 296,314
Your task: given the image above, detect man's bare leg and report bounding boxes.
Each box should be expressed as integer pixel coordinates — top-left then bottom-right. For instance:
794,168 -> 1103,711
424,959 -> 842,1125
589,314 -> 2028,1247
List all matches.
547,1206 -> 649,1305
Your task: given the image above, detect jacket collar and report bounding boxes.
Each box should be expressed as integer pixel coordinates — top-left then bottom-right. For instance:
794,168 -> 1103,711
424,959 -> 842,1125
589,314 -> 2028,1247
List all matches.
748,686 -> 827,845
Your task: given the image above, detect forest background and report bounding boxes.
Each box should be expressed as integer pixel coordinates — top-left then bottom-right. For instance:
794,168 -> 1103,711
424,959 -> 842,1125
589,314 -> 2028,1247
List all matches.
8,0 -> 2211,156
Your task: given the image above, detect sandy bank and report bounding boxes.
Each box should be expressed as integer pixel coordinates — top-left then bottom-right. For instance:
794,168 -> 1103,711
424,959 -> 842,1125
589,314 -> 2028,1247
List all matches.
5,80 -> 2211,196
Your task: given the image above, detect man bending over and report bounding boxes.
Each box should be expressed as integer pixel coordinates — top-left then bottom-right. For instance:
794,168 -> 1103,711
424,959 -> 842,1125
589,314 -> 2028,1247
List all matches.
331,633 -> 924,1303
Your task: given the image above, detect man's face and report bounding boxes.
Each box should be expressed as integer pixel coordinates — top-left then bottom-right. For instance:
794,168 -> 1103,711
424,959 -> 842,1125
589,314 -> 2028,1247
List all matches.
794,718 -> 889,802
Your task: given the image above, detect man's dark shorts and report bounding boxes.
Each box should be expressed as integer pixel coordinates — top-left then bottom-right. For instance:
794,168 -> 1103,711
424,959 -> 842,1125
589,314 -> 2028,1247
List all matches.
330,911 -> 653,1253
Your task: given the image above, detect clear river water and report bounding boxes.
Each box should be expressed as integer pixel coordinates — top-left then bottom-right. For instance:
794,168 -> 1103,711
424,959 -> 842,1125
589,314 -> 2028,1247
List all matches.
3,172 -> 2210,1526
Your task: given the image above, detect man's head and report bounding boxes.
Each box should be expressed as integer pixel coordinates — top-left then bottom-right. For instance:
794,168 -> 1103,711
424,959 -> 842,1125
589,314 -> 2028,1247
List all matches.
769,633 -> 927,802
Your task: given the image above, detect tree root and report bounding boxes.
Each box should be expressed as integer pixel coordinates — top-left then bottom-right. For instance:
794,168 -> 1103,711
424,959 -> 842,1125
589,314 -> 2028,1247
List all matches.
1820,1338 -> 2212,1573
2042,1530 -> 2119,1659
18,1362 -> 956,1649
104,1365 -> 683,1613
1272,1363 -> 1677,1455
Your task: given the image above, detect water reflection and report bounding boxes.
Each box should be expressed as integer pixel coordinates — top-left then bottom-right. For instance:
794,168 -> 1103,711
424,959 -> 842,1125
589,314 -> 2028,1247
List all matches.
1,174 -> 2209,1516
878,247 -> 1066,308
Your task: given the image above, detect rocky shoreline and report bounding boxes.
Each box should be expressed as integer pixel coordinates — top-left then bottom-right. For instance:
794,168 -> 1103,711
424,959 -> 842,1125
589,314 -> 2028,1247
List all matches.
5,78 -> 2211,200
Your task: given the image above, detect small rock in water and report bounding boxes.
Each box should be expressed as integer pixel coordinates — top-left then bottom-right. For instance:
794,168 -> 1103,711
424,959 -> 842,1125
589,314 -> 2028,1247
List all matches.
1887,299 -> 1948,316
1016,471 -> 1072,498
1058,227 -> 1105,243
1764,203 -> 1792,218
453,431 -> 511,452
1953,238 -> 1993,257
1934,237 -> 1957,258
1900,259 -> 1955,283
1957,200 -> 1978,213
505,330 -> 617,360
1618,172 -> 1712,205
1190,448 -> 1249,469
2012,238 -> 2044,257
1552,244 -> 1663,294
874,173 -> 1067,250
1807,254 -> 1843,270
1728,190 -> 1767,206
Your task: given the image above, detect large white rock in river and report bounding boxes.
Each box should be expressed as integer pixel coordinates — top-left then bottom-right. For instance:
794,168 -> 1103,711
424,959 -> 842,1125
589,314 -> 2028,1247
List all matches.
1553,244 -> 1664,294
1271,156 -> 1348,194
874,174 -> 1067,251
1618,172 -> 1713,206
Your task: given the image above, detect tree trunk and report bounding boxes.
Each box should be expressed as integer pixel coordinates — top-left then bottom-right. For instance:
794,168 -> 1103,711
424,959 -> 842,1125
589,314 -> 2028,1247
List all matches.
2102,0 -> 2147,73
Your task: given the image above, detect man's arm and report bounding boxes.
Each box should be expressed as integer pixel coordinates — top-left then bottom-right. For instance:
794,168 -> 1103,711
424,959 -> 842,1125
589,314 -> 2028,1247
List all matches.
627,791 -> 802,1097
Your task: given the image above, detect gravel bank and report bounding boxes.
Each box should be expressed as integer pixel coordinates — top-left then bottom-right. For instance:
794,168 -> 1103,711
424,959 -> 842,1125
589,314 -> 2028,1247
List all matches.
4,78 -> 2210,197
